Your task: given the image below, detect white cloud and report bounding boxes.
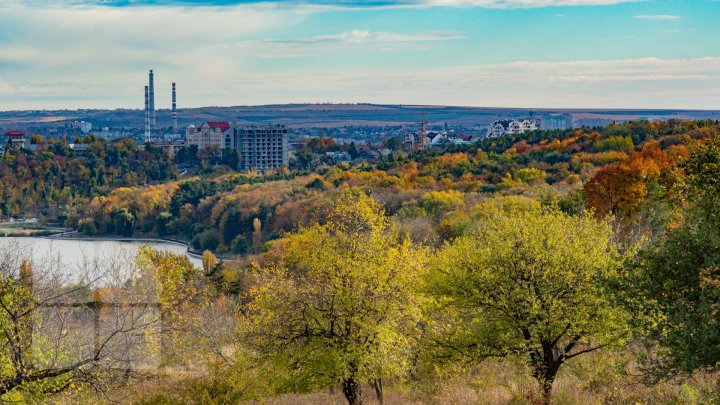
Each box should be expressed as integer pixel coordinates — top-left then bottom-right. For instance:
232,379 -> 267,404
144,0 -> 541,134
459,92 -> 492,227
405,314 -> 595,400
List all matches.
218,57 -> 720,109
634,14 -> 681,20
302,29 -> 463,43
0,2 -> 715,110
234,30 -> 464,57
0,0 -> 645,10
0,3 -> 304,107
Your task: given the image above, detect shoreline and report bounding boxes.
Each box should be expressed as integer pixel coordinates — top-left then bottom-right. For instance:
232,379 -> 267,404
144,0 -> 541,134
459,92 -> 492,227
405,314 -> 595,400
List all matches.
44,233 -> 204,258
0,231 -> 242,261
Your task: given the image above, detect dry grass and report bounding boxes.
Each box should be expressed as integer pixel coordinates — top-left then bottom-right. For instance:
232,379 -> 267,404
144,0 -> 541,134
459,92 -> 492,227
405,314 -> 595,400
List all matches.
256,351 -> 719,405
107,347 -> 720,404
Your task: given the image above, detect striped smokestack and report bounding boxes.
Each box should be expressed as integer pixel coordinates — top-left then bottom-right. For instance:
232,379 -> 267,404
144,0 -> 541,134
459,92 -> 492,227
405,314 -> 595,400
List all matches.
144,85 -> 150,143
172,82 -> 178,134
149,69 -> 156,130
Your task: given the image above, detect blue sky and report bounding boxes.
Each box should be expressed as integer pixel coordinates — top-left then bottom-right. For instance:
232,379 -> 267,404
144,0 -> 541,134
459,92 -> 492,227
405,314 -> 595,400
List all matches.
0,0 -> 718,110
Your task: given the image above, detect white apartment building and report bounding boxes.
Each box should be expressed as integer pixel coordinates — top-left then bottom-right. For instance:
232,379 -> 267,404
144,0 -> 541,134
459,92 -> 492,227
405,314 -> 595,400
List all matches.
487,119 -> 538,138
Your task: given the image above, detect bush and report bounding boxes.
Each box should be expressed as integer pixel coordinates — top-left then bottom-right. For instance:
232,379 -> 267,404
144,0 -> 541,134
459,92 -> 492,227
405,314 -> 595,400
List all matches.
193,229 -> 222,251
591,136 -> 634,153
418,190 -> 464,216
514,167 -> 546,183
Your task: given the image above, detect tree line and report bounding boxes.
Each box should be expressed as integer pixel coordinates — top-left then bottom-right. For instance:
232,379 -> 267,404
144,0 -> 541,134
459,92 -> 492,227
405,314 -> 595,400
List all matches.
2,130 -> 720,403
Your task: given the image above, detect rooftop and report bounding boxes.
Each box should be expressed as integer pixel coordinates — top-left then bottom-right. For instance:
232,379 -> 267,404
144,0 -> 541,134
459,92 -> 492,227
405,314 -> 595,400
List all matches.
207,121 -> 230,132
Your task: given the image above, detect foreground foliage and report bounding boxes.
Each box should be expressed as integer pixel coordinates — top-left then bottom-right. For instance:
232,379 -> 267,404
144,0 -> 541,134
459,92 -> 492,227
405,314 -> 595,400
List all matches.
240,190 -> 427,405
6,120 -> 720,404
626,135 -> 720,379
427,205 -> 630,403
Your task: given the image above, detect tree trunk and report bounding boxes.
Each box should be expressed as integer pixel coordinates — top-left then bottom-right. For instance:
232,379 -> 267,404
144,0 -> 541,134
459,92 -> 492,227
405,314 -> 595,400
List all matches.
342,377 -> 363,405
539,374 -> 555,405
533,360 -> 560,405
372,378 -> 383,404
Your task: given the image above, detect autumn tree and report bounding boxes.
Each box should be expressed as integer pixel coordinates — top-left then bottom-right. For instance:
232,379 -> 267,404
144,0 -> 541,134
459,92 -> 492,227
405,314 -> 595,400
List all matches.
583,143 -> 679,219
252,218 -> 262,254
417,190 -> 464,218
240,190 -> 427,405
426,205 -> 629,404
201,250 -> 217,274
624,134 -> 720,378
135,246 -> 207,363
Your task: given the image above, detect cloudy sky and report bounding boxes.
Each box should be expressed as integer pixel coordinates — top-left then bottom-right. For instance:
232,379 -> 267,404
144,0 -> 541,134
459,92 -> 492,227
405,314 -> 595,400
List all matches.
0,0 -> 718,110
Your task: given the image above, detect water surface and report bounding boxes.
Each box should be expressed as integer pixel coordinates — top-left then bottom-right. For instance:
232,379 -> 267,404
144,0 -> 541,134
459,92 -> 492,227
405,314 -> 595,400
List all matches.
0,237 -> 201,282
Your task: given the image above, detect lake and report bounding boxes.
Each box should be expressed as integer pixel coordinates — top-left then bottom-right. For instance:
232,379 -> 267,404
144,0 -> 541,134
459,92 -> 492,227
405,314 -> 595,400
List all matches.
0,237 -> 202,282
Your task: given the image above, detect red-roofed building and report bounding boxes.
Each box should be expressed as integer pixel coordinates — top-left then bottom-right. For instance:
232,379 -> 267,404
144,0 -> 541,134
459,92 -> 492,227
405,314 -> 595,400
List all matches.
207,121 -> 230,132
5,130 -> 26,149
185,121 -> 233,150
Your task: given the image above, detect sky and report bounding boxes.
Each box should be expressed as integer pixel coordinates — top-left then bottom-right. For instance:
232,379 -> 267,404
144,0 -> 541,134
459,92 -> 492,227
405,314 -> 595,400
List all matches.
0,0 -> 718,110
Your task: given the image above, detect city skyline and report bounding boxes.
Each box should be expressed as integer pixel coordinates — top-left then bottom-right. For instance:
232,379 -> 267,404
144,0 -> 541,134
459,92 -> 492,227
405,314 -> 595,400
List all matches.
0,0 -> 718,110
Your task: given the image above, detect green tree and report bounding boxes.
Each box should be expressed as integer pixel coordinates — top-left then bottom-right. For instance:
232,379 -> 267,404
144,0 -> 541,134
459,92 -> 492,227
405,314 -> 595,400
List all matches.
135,246 -> 205,363
111,207 -> 135,237
240,190 -> 427,405
222,148 -> 242,171
591,135 -> 635,153
427,205 -> 629,403
348,142 -> 360,160
624,135 -> 720,378
155,212 -> 173,236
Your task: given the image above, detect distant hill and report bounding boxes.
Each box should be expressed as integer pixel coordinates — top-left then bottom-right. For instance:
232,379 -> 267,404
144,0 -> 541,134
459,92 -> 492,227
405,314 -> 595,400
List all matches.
1,104 -> 719,129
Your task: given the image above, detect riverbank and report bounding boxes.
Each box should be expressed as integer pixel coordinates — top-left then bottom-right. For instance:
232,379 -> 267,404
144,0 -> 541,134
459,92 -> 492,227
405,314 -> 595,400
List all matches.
1,224 -> 241,262
42,232 -> 242,262
44,233 -> 203,257
0,236 -> 204,270
0,222 -> 70,237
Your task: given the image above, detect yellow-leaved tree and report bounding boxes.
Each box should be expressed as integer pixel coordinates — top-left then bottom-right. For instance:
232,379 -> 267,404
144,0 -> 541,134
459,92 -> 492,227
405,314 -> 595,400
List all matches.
135,246 -> 207,363
240,189 -> 427,405
426,204 -> 630,404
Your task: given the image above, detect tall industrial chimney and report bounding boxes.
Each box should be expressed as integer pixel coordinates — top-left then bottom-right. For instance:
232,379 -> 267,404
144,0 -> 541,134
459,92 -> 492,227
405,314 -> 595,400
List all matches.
172,82 -> 178,135
144,85 -> 150,143
149,69 -> 156,130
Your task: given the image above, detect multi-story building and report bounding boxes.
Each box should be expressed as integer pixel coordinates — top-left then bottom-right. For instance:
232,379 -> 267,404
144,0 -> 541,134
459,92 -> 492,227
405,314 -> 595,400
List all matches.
486,119 -> 538,138
575,118 -> 614,128
235,124 -> 289,171
185,121 -> 232,150
80,121 -> 92,134
5,130 -> 26,149
541,114 -> 573,131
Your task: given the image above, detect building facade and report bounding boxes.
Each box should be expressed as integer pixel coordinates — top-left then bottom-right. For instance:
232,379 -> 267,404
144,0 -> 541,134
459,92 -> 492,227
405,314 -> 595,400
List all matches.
5,130 -> 26,149
235,124 -> 289,171
487,119 -> 538,138
185,121 -> 232,150
575,118 -> 614,128
541,114 -> 573,131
